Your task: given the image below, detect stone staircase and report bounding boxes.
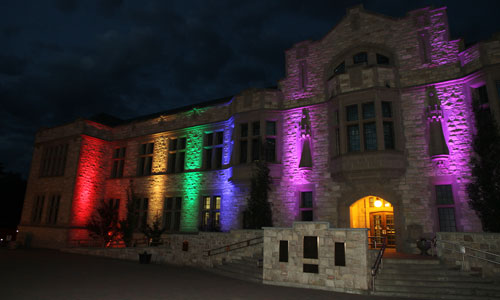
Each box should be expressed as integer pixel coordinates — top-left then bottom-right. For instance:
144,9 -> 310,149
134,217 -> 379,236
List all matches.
208,256 -> 263,283
372,258 -> 500,299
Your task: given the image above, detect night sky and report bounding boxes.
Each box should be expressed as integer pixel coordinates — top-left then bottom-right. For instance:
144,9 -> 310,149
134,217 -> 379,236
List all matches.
1,0 -> 500,178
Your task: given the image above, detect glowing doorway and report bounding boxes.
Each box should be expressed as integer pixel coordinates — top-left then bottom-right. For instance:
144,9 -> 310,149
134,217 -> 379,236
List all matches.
350,196 -> 395,248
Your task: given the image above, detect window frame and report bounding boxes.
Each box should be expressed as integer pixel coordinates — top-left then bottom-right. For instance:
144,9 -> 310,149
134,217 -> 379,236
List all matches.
167,137 -> 186,173
203,131 -> 224,170
435,184 -> 457,232
138,142 -> 154,176
111,147 -> 126,178
163,197 -> 182,232
200,195 -> 221,232
300,191 -> 313,221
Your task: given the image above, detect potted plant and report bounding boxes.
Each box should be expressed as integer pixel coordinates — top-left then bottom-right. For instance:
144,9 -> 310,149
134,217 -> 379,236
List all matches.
416,238 -> 432,255
138,251 -> 152,264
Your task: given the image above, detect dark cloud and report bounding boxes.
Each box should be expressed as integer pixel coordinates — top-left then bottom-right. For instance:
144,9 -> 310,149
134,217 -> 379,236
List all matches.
0,55 -> 26,76
1,25 -> 22,38
54,0 -> 78,13
97,0 -> 123,16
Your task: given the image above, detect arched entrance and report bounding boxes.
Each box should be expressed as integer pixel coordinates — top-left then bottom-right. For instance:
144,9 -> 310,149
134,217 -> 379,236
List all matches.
350,196 -> 395,248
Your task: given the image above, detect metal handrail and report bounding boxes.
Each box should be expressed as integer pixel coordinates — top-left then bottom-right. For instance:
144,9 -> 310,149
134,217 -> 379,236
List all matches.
437,239 -> 500,269
205,236 -> 263,257
370,236 -> 387,292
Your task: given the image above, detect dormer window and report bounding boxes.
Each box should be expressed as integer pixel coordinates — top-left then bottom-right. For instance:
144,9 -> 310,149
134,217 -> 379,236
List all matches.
376,53 -> 390,65
353,52 -> 367,64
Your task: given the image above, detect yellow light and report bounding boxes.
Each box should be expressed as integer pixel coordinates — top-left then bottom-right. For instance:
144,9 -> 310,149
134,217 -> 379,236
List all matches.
374,200 -> 382,208
385,203 -> 390,207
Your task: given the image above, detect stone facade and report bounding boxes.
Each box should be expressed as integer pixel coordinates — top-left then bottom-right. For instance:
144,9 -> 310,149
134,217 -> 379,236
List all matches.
19,5 -> 500,251
263,222 -> 370,293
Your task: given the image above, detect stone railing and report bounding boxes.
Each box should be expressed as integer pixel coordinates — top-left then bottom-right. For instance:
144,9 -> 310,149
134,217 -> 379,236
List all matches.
436,232 -> 500,279
263,222 -> 370,294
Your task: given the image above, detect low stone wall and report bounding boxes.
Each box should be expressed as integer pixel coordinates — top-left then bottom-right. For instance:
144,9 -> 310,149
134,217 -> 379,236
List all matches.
436,232 -> 500,278
263,222 -> 370,294
62,230 -> 263,268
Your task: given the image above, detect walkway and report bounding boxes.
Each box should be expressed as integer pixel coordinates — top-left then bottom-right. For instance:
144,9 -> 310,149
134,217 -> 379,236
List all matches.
0,249 -> 424,300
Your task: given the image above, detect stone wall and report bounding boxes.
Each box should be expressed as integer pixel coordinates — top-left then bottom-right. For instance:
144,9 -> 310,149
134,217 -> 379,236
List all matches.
263,222 -> 370,294
436,232 -> 500,279
62,230 -> 263,267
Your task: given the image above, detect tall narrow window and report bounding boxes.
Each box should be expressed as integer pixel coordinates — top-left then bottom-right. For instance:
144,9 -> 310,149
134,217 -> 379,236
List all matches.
279,240 -> 289,262
418,30 -> 431,63
347,125 -> 360,152
435,185 -> 456,232
46,195 -> 60,224
204,132 -> 224,170
134,198 -> 149,229
163,197 -> 182,232
111,147 -> 126,178
299,60 -> 307,89
382,101 -> 394,149
32,195 -> 45,224
265,121 -> 276,162
168,138 -> 186,173
364,123 -> 377,150
201,196 -> 221,231
138,143 -> 154,176
40,144 -> 68,177
300,191 -> 313,221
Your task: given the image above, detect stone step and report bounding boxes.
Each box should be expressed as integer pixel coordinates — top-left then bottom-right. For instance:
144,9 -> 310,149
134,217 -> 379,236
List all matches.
379,267 -> 481,276
375,284 -> 500,297
383,258 -> 441,265
376,272 -> 489,282
219,261 -> 262,274
211,261 -> 263,283
372,290 -> 500,300
375,278 -> 496,289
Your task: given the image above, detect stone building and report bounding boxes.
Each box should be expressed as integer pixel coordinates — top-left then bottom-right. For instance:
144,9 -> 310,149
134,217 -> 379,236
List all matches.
19,5 -> 500,252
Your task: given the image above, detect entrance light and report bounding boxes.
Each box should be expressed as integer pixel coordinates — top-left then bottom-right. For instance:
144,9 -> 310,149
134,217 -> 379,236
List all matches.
385,203 -> 391,207
374,200 -> 382,207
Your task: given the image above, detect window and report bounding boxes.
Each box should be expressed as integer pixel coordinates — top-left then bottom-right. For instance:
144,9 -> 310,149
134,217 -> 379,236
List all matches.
239,120 -> 277,163
300,191 -> 313,221
163,197 -> 182,232
111,147 -> 126,178
167,138 -> 186,173
32,195 -> 45,224
334,61 -> 345,75
376,53 -> 390,65
344,101 -> 395,152
40,144 -> 68,177
204,132 -> 224,170
138,143 -> 154,176
134,198 -> 149,229
435,185 -> 457,232
201,196 -> 221,231
418,30 -> 431,63
265,121 -> 276,162
353,52 -> 368,64
252,122 -> 261,161
46,195 -> 60,224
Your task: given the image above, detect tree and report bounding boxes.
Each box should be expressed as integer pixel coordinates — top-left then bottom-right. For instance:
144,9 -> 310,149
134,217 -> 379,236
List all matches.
86,199 -> 120,247
467,103 -> 500,232
118,196 -> 136,247
0,163 -> 26,229
243,160 -> 273,229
